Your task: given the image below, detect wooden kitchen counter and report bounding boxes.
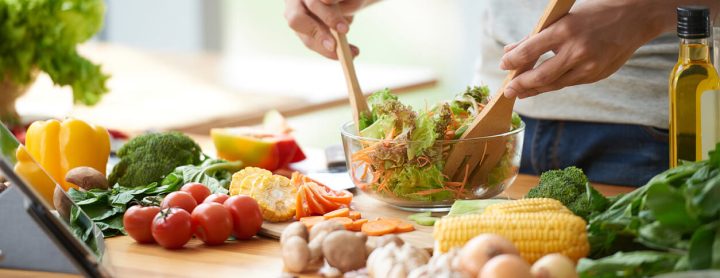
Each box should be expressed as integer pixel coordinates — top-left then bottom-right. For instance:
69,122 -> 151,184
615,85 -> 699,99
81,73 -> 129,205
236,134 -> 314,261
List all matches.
0,174 -> 634,278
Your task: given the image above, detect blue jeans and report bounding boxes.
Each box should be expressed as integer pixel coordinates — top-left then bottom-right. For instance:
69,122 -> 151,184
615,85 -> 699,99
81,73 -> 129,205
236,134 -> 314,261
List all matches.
519,116 -> 669,187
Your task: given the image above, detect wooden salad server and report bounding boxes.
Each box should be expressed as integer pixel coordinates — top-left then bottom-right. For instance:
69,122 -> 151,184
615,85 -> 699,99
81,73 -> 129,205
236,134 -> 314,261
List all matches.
442,0 -> 576,191
331,30 -> 370,133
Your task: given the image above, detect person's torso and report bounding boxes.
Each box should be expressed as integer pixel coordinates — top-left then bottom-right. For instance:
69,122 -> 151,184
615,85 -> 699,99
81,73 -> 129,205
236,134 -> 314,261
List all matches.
474,0 -> 677,129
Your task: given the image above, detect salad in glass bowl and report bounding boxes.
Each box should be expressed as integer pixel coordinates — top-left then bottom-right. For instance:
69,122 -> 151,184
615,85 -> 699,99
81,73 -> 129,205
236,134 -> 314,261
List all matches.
341,86 -> 524,210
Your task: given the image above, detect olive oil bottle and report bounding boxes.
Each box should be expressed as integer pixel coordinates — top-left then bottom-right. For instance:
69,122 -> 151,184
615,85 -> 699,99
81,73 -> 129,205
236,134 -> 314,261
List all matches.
669,6 -> 720,167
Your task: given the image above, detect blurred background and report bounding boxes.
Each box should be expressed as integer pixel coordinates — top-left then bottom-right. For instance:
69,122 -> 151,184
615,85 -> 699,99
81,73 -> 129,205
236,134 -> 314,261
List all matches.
18,0 -> 489,149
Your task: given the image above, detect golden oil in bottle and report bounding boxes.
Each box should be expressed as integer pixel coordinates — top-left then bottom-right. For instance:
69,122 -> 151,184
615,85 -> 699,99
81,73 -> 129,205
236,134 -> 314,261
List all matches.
669,6 -> 720,167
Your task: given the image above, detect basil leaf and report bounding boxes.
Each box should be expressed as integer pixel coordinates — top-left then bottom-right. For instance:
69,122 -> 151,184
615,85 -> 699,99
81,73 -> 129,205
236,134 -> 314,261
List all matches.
688,222 -> 719,270
646,182 -> 699,232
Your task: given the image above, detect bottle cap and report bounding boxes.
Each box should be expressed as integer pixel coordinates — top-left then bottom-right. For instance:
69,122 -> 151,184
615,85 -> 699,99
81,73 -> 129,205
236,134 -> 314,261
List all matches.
677,6 -> 710,39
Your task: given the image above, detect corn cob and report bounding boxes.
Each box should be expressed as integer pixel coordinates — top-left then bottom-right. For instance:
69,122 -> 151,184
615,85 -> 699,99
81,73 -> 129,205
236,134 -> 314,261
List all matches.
484,198 -> 572,215
432,212 -> 589,263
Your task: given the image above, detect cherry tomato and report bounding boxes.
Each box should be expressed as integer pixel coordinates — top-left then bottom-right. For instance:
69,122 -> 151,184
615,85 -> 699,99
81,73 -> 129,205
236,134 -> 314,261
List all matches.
181,182 -> 211,204
223,195 -> 263,239
203,193 -> 229,204
161,191 -> 197,213
151,208 -> 193,249
123,205 -> 161,244
191,203 -> 232,245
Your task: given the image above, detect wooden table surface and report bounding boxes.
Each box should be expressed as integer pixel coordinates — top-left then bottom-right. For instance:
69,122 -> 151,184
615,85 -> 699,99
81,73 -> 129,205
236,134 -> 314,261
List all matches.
0,175 -> 635,278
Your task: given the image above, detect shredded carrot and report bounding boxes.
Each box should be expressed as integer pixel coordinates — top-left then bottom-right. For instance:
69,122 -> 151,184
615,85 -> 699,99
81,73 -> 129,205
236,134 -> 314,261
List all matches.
323,208 -> 350,219
461,164 -> 470,189
384,126 -> 396,140
361,220 -> 397,236
444,182 -> 464,187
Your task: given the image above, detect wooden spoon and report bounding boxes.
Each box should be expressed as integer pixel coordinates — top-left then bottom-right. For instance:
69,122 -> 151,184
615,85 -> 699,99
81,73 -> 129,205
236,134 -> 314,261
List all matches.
442,0 -> 576,190
331,30 -> 370,133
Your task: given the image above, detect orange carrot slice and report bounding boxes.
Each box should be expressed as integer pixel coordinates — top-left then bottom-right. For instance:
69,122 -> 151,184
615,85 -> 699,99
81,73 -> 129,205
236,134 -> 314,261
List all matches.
324,191 -> 353,205
361,220 -> 398,236
295,185 -> 308,219
307,183 -> 340,211
348,211 -> 361,221
376,217 -> 415,233
328,217 -> 354,229
349,219 -> 368,231
395,222 -> 415,233
323,208 -> 350,219
304,186 -> 327,215
299,216 -> 325,230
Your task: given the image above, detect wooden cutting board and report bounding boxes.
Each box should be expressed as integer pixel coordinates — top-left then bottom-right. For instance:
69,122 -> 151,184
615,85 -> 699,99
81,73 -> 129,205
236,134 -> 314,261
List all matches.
259,193 -> 441,250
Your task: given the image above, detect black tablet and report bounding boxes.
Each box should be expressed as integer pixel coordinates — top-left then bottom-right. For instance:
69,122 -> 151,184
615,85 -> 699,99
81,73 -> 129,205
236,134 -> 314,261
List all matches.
0,123 -> 111,277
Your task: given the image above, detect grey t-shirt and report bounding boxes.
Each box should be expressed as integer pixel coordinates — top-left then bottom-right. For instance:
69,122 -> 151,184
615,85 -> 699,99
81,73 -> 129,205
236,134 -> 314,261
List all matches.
473,0 -> 676,129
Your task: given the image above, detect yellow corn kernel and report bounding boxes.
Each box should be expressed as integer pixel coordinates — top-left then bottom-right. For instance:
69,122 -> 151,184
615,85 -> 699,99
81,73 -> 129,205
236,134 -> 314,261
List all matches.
484,198 -> 572,215
432,212 -> 589,263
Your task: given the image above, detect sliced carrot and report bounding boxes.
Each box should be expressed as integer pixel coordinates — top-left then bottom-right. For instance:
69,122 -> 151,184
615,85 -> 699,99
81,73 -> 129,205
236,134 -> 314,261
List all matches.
307,183 -> 340,211
328,217 -> 354,229
310,179 -> 353,205
324,192 -> 353,205
323,208 -> 350,219
361,220 -> 398,236
376,217 -> 415,233
304,186 -> 327,215
299,216 -> 325,230
395,222 -> 415,233
295,185 -> 308,219
348,211 -> 361,221
349,219 -> 368,231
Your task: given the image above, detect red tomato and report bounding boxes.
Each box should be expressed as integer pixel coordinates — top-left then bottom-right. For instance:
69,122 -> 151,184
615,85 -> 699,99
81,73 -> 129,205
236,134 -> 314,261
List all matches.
191,203 -> 232,245
151,208 -> 193,249
203,193 -> 229,204
161,191 -> 197,213
223,195 -> 263,239
181,182 -> 211,204
123,205 -> 161,244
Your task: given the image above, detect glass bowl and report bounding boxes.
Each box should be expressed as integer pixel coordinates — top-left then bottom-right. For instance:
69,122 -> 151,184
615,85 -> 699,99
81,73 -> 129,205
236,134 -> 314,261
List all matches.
341,121 -> 524,211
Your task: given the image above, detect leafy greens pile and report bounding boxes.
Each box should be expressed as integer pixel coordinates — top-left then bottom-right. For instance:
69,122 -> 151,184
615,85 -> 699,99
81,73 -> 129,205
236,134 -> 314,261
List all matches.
576,143 -> 720,277
0,0 -> 109,111
351,87 -> 521,202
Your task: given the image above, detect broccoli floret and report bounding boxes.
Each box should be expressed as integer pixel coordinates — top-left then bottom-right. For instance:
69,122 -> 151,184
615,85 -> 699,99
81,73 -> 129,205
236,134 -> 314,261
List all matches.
525,166 -> 610,220
108,132 -> 202,187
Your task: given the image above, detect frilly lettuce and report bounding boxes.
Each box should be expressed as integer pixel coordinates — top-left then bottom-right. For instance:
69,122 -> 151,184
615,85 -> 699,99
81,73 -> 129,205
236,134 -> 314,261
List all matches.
355,86 -> 521,202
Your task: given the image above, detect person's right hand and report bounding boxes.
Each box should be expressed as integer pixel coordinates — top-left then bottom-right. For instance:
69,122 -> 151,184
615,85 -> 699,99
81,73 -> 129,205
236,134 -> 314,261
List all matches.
284,0 -> 366,59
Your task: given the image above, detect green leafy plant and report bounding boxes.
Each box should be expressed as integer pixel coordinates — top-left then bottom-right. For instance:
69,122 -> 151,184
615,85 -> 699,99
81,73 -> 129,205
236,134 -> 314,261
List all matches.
0,0 -> 109,124
579,143 -> 720,276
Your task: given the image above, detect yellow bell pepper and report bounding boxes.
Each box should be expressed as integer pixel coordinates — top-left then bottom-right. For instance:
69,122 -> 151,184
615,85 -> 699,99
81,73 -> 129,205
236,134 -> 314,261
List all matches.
14,146 -> 57,204
25,119 -> 110,191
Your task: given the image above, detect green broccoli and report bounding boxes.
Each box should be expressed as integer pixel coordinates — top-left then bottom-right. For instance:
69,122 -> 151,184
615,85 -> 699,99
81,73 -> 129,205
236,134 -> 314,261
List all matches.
108,132 -> 203,187
526,166 -> 610,220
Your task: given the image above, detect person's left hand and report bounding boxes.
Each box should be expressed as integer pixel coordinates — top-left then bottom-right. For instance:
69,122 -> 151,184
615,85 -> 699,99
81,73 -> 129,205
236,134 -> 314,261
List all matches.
500,0 -> 669,99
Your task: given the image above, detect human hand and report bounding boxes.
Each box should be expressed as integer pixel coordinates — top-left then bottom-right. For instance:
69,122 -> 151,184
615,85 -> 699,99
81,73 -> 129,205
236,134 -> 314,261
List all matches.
284,0 -> 366,59
499,0 -> 670,99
